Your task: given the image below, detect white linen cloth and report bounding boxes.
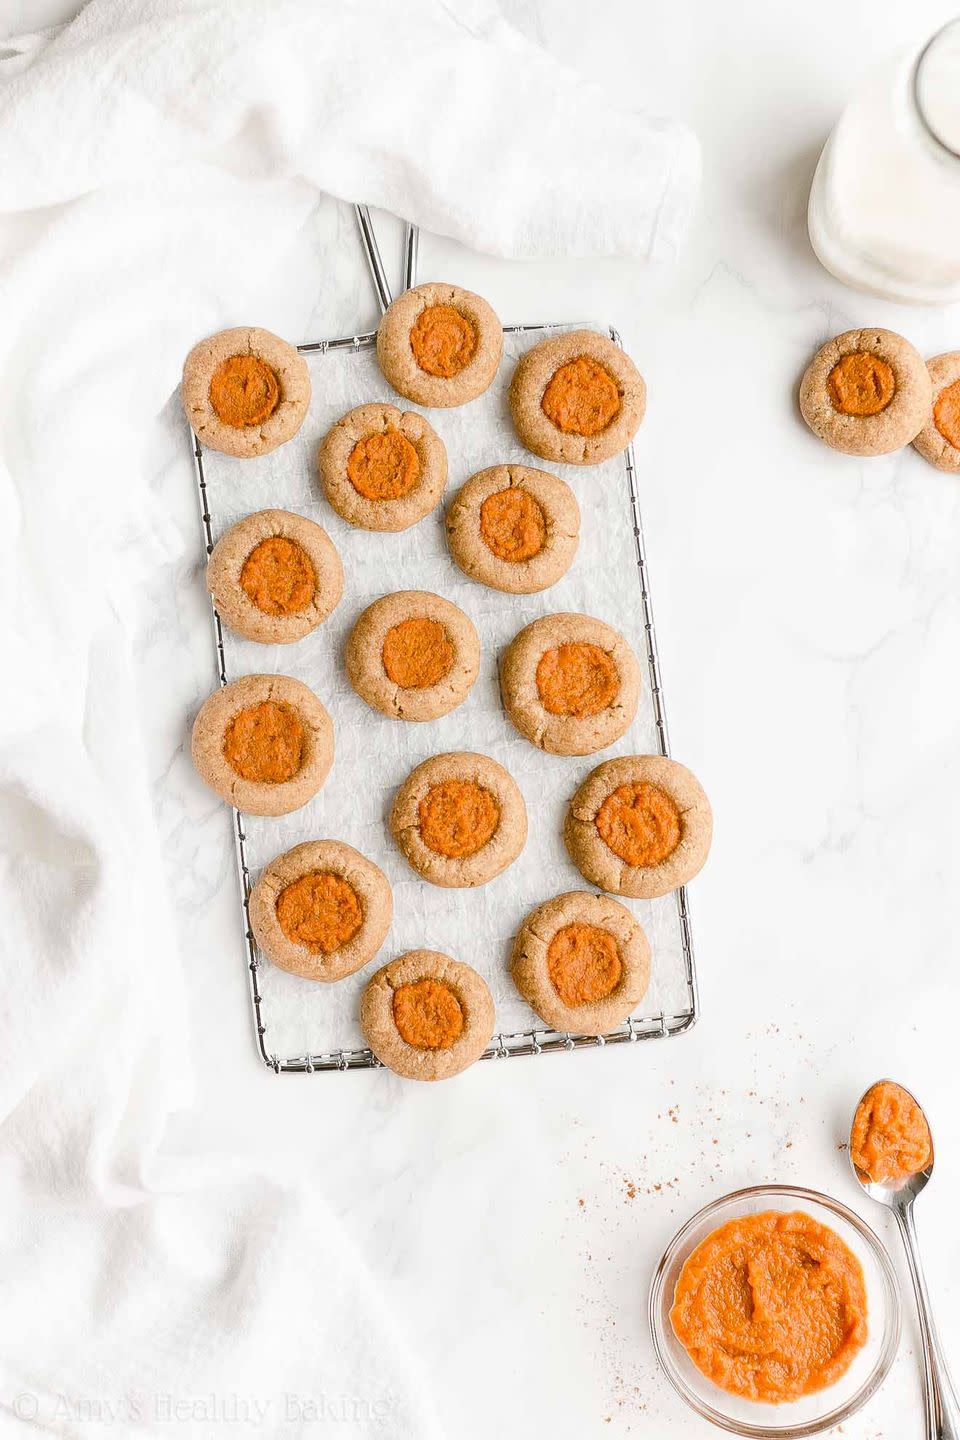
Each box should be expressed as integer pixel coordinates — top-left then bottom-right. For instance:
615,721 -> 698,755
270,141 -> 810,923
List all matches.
0,3 -> 698,1435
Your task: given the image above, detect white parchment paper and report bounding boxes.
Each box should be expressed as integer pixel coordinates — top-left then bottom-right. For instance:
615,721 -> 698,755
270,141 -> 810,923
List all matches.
197,326 -> 695,1063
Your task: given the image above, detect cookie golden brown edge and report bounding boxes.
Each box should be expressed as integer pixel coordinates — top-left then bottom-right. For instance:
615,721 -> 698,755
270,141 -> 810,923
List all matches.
377,283 -> 503,408
510,329 -> 645,466
318,402 -> 447,532
446,465 -> 580,595
799,328 -> 931,456
500,612 -> 641,756
346,590 -> 480,723
249,840 -> 392,982
207,509 -> 343,644
390,751 -> 527,888
564,755 -> 711,899
191,674 -> 333,817
511,891 -> 651,1036
912,351 -> 960,473
360,950 -> 495,1080
182,327 -> 310,459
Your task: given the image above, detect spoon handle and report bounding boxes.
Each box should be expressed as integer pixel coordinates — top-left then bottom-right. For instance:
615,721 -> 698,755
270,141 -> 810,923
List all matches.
895,1203 -> 960,1440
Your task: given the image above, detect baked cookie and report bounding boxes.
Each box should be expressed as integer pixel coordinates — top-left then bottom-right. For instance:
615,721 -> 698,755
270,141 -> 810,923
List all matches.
376,283 -> 503,408
346,590 -> 480,722
248,840 -> 392,982
913,351 -> 960,473
318,402 -> 447,532
500,613 -> 641,756
206,509 -> 343,644
446,465 -> 580,594
360,950 -> 495,1081
390,751 -> 527,888
799,328 -> 931,456
182,327 -> 310,459
564,755 -> 711,899
191,674 -> 333,816
510,330 -> 645,466
511,891 -> 651,1036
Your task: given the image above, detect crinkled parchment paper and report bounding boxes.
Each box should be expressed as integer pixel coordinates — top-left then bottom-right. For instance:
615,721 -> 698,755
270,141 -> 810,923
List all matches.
197,327 -> 695,1064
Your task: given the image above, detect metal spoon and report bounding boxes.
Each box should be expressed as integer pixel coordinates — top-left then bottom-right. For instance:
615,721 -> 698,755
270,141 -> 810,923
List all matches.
850,1079 -> 959,1440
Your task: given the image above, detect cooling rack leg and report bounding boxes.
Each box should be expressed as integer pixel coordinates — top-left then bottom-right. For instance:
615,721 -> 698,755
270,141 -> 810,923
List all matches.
403,223 -> 419,291
354,204 -> 393,315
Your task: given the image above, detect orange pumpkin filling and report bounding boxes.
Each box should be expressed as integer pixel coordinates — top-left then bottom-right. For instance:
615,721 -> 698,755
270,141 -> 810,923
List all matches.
933,379 -> 960,449
223,701 -> 304,784
595,781 -> 681,868
671,1211 -> 868,1404
409,304 -> 477,378
382,617 -> 454,690
209,354 -> 280,428
392,978 -> 464,1050
347,431 -> 421,500
418,779 -> 499,859
536,642 -> 619,718
479,488 -> 547,562
851,1080 -> 931,1184
240,536 -> 316,616
541,356 -> 621,436
276,872 -> 362,954
547,923 -> 622,1007
827,352 -> 895,417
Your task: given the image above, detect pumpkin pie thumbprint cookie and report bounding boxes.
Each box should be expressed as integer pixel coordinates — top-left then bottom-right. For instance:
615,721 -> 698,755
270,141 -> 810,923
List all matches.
182,327 -> 310,458
446,465 -> 580,594
799,328 -> 931,456
249,841 -> 392,982
511,891 -> 651,1036
913,352 -> 960,473
390,752 -> 527,888
500,613 -> 641,755
360,951 -> 495,1081
564,756 -> 711,899
318,402 -> 447,532
510,330 -> 645,466
346,591 -> 480,722
191,675 -> 333,816
206,509 -> 343,644
376,283 -> 503,408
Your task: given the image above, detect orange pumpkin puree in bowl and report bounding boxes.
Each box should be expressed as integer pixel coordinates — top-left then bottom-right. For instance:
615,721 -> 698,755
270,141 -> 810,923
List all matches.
535,642 -> 619,718
671,1210 -> 868,1404
409,305 -> 477,378
382,618 -> 454,689
827,353 -> 895,417
479,488 -> 546,562
393,978 -> 464,1049
418,779 -> 499,859
595,781 -> 681,868
347,432 -> 421,500
240,536 -> 316,616
223,701 -> 304,783
209,354 -> 280,428
851,1081 -> 931,1184
541,356 -> 621,435
276,873 -> 363,954
547,923 -> 622,1006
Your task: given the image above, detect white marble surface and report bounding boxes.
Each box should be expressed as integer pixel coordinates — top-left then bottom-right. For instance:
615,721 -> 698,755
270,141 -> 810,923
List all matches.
22,0 -> 960,1434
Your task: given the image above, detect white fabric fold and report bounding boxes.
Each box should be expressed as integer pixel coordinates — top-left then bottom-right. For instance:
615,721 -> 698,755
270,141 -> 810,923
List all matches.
0,0 -> 699,261
0,2 -> 698,1435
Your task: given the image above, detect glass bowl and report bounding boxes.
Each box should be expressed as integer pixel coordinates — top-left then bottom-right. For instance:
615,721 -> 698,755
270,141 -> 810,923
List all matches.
649,1184 -> 901,1437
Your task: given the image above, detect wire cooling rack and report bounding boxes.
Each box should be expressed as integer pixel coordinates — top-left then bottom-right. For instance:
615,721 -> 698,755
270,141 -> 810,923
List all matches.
189,208 -> 698,1073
